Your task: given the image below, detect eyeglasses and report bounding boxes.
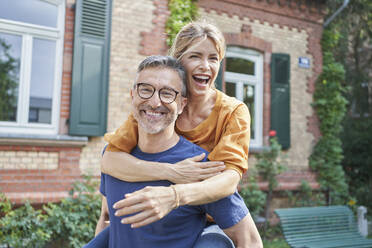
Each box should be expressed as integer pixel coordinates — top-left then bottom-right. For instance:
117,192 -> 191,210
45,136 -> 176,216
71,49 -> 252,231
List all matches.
135,83 -> 179,104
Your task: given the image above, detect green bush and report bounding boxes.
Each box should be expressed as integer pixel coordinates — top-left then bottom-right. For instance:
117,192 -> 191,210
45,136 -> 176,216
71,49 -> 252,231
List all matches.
341,117 -> 372,216
0,195 -> 51,248
255,134 -> 287,234
44,176 -> 101,248
0,176 -> 101,248
240,169 -> 266,217
165,0 -> 198,46
309,27 -> 349,205
286,180 -> 325,208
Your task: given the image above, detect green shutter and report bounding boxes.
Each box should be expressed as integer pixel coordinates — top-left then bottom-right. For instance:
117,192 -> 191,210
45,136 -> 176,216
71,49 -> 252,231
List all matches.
69,0 -> 112,136
270,53 -> 290,149
215,59 -> 224,91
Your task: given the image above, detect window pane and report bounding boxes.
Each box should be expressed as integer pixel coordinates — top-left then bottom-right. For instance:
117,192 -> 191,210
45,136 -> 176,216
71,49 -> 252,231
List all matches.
226,57 -> 255,75
244,84 -> 255,139
28,38 -> 56,124
0,32 -> 21,122
0,0 -> 58,28
226,82 -> 236,98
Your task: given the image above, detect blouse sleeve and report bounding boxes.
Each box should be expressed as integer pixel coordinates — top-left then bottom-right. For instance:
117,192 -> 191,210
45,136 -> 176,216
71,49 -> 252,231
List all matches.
207,104 -> 251,177
103,114 -> 138,153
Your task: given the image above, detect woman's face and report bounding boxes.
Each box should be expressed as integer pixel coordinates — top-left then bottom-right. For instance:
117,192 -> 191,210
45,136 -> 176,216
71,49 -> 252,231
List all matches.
180,38 -> 220,97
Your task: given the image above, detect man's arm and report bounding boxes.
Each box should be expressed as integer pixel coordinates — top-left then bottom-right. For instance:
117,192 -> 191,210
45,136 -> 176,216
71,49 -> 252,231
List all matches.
223,214 -> 263,248
96,195 -> 110,236
102,151 -> 225,184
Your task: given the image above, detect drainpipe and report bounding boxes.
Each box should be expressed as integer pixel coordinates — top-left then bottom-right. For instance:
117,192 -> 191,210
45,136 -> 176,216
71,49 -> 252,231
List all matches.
323,0 -> 350,27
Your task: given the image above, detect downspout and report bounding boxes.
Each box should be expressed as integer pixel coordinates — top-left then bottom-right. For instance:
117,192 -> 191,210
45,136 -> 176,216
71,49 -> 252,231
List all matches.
323,0 -> 350,27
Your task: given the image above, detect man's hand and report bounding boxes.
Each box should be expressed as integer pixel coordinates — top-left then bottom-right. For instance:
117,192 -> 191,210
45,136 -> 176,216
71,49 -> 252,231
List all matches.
113,186 -> 177,228
169,153 -> 225,184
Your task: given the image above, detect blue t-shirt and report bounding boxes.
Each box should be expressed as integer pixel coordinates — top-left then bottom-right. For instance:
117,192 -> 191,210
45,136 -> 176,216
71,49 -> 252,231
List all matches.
100,136 -> 248,248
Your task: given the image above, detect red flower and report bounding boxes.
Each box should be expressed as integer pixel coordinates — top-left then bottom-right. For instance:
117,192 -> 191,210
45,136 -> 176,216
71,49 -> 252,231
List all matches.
269,130 -> 277,137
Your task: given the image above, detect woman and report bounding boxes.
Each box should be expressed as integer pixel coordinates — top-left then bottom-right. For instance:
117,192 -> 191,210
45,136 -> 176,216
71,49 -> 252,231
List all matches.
99,21 -> 262,247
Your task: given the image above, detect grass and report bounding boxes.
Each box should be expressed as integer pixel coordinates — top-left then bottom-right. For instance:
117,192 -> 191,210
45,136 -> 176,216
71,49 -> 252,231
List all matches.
263,238 -> 290,248
259,225 -> 290,248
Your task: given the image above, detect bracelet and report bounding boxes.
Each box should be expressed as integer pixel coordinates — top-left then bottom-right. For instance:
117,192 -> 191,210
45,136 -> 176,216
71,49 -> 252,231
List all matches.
170,185 -> 179,209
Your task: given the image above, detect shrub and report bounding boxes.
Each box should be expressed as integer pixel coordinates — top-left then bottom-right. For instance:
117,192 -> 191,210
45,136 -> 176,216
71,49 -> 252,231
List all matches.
341,117 -> 372,216
43,175 -> 101,248
0,194 -> 51,248
0,176 -> 101,248
286,180 -> 325,208
255,132 -> 287,233
240,168 -> 266,217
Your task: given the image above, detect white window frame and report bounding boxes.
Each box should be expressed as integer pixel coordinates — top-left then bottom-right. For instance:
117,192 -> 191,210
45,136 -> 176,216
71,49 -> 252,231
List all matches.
0,0 -> 65,135
225,47 -> 263,148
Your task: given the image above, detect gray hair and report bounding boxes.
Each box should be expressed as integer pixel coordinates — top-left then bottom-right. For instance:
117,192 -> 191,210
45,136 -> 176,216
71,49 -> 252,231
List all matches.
137,55 -> 187,97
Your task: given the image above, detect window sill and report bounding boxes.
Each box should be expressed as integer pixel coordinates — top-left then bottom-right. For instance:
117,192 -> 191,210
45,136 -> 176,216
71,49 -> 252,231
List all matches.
0,133 -> 88,147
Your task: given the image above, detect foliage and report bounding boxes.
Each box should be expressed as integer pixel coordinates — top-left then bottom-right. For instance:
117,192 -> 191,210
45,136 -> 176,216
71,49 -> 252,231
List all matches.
240,168 -> 266,217
43,175 -> 101,248
255,134 -> 287,233
0,194 -> 51,248
0,176 -> 101,248
165,0 -> 198,46
0,38 -> 19,121
261,225 -> 290,248
263,239 -> 290,248
327,0 -> 372,217
286,180 -> 325,208
309,25 -> 349,205
341,117 -> 372,215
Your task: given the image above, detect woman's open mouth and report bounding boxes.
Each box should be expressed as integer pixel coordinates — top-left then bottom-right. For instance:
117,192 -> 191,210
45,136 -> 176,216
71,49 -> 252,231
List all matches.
192,75 -> 211,86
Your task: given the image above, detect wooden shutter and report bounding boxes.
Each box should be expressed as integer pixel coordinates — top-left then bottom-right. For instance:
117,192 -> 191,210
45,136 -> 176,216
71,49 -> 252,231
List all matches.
69,0 -> 112,136
270,53 -> 290,149
215,59 -> 224,91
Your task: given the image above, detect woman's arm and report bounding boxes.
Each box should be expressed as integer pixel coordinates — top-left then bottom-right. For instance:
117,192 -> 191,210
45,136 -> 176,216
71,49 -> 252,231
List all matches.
95,196 -> 110,236
103,114 -> 225,184
102,150 -> 225,184
112,169 -> 240,228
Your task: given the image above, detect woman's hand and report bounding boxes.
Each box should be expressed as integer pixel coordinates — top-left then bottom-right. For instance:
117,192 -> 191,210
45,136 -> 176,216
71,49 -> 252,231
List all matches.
168,153 -> 225,184
113,186 -> 177,228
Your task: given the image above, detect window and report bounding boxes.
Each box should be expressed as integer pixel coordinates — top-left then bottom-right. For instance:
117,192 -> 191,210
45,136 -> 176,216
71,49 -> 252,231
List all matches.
225,47 -> 263,147
0,0 -> 65,135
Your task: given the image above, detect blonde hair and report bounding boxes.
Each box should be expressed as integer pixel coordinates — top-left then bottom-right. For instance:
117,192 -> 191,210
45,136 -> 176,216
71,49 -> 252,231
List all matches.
169,21 -> 226,61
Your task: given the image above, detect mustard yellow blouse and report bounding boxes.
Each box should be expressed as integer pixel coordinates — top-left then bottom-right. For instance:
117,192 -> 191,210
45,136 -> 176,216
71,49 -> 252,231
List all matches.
104,89 -> 251,177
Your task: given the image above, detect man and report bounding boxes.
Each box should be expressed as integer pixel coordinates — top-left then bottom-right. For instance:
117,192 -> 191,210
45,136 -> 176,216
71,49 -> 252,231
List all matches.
95,55 -> 261,248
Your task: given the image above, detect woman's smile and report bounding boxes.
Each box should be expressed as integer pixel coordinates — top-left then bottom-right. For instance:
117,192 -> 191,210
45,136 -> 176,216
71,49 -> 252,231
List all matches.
181,38 -> 220,97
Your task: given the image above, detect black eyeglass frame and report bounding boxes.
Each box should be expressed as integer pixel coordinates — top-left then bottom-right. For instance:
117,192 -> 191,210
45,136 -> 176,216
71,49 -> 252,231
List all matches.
135,82 -> 180,104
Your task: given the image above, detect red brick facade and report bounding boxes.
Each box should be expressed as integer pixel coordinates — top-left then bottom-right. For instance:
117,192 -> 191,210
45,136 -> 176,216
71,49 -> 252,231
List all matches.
0,145 -> 81,204
59,3 -> 75,135
1,0 -> 325,204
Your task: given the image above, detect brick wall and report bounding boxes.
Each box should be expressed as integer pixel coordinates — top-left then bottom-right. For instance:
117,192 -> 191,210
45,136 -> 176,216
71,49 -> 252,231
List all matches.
59,1 -> 75,135
1,0 -> 324,204
0,146 -> 81,204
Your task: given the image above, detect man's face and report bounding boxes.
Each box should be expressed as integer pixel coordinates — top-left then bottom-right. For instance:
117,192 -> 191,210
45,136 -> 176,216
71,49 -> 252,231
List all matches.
131,67 -> 187,134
